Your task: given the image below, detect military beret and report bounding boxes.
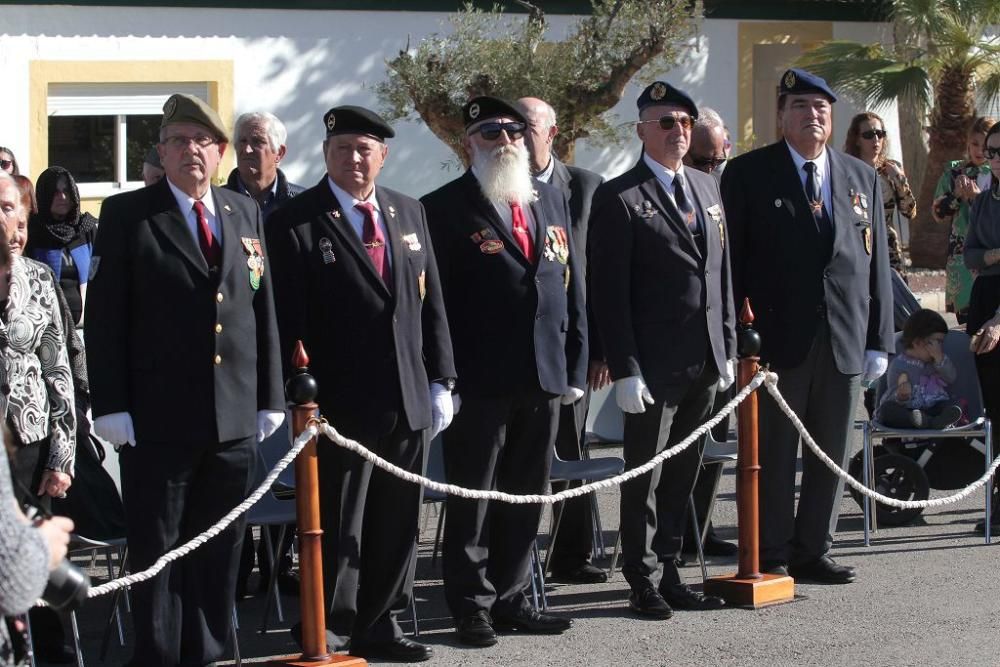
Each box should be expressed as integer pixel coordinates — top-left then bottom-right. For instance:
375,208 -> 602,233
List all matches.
143,145 -> 161,169
463,96 -> 527,129
323,105 -> 395,140
161,93 -> 229,142
778,68 -> 837,103
636,81 -> 698,119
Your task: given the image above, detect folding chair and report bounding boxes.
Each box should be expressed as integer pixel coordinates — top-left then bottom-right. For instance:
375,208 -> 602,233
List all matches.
861,330 -> 994,546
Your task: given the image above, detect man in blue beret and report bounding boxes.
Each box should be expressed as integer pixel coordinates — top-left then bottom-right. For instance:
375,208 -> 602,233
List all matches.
721,68 -> 893,584
589,80 -> 735,618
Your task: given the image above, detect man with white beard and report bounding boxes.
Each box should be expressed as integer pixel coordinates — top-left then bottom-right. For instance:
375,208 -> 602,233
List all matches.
422,96 -> 587,648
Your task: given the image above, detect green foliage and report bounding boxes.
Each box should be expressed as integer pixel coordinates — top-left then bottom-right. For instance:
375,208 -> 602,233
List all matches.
375,0 -> 702,163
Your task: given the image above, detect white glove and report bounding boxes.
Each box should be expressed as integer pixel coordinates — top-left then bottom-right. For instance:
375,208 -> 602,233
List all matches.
257,410 -> 285,442
862,350 -> 889,387
717,358 -> 737,392
429,382 -> 454,440
94,411 -> 136,447
615,376 -> 655,414
560,386 -> 585,405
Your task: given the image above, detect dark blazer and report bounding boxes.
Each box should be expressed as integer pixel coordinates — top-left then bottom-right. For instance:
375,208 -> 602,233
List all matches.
85,178 -> 284,443
421,171 -> 587,398
721,141 -> 893,373
589,160 -> 736,400
549,159 -> 603,276
265,177 -> 455,440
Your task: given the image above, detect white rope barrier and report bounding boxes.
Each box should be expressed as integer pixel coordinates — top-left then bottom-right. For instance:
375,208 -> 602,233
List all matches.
318,371 -> 767,504
762,372 -> 1000,510
83,424 -> 318,599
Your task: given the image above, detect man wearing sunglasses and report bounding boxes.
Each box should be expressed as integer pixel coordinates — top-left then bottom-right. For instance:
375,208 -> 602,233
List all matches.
516,96 -> 608,586
721,68 -> 893,585
422,96 -> 587,647
683,107 -> 729,178
589,81 -> 735,619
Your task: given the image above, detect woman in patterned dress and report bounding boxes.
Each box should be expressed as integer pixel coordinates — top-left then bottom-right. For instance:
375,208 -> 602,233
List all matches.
933,116 -> 996,323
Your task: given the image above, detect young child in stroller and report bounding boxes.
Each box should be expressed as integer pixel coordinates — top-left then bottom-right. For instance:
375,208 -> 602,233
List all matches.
877,309 -> 964,430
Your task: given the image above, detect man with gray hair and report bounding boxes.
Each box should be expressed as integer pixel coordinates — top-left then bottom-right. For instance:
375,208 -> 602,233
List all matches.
683,106 -> 729,178
225,111 -> 303,218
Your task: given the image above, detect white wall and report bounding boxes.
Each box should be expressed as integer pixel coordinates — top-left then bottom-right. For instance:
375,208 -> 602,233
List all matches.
0,5 -> 896,197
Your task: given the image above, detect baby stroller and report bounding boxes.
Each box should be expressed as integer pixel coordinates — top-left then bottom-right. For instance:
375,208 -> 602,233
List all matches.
848,327 -> 993,527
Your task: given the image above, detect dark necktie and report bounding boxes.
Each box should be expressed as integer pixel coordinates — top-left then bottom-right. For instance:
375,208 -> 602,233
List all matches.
510,201 -> 535,262
673,172 -> 697,233
355,202 -> 391,287
192,200 -> 220,269
803,161 -> 833,234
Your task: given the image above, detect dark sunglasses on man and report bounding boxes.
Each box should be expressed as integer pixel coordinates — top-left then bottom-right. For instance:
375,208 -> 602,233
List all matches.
469,121 -> 526,141
690,155 -> 727,170
861,129 -> 887,140
638,115 -> 693,131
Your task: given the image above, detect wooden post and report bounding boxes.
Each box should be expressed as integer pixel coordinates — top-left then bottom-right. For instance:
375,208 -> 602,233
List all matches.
703,299 -> 795,608
269,342 -> 365,666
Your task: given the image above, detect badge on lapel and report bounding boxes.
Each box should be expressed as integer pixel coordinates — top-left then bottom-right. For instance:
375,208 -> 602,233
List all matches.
862,226 -> 872,255
319,237 -> 336,264
387,205 -> 397,218
706,205 -> 724,250
418,270 -> 426,300
480,239 -> 504,254
241,237 -> 265,290
402,233 -> 422,252
633,201 -> 656,219
544,226 -> 570,264
849,189 -> 869,220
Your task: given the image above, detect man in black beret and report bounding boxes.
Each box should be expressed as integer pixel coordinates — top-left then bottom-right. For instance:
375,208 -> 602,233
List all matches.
722,68 -> 892,583
589,80 -> 734,618
266,104 -> 455,662
421,96 -> 587,646
87,92 -> 285,666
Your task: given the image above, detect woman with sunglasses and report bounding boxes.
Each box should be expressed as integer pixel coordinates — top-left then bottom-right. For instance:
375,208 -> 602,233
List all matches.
0,148 -> 18,177
933,116 -> 996,324
961,122 -> 1000,535
844,112 -> 914,281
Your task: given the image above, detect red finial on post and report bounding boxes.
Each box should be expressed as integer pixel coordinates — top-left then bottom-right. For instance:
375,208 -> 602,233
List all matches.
292,339 -> 310,370
739,297 -> 755,326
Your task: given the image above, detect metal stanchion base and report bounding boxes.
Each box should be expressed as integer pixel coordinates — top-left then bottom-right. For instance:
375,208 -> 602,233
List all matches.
703,573 -> 795,608
267,655 -> 366,666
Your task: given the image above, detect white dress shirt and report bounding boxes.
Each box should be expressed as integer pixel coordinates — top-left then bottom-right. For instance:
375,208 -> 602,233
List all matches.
642,153 -> 691,212
166,178 -> 221,247
785,141 -> 833,216
326,176 -> 393,270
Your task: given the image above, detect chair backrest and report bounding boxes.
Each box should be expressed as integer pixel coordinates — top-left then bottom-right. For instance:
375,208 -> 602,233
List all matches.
874,330 -> 986,423
426,434 -> 446,484
256,420 -> 295,488
585,385 -> 624,443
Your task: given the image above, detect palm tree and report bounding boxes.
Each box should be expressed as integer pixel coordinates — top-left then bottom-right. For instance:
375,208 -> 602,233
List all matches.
797,0 -> 1000,268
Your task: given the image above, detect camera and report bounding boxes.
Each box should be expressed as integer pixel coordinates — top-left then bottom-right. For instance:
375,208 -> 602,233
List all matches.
42,559 -> 90,612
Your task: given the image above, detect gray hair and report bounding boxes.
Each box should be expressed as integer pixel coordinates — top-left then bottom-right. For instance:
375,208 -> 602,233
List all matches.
694,106 -> 725,133
234,111 -> 288,152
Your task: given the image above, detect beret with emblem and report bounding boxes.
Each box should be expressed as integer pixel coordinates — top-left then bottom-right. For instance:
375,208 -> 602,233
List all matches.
636,81 -> 698,119
778,68 -> 837,103
463,96 -> 527,129
323,105 -> 395,140
160,93 -> 229,142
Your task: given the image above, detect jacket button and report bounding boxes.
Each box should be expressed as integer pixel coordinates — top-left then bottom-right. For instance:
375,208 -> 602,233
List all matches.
216,292 -> 224,303
823,270 -> 831,278
214,354 -> 222,365
215,323 -> 223,334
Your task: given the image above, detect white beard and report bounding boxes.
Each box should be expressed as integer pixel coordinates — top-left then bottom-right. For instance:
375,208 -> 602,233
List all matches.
471,143 -> 536,207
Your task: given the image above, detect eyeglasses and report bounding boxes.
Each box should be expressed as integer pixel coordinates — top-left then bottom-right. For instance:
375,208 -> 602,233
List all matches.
0,160 -> 12,170
690,155 -> 727,170
638,115 -> 693,131
470,122 -> 526,141
861,129 -> 887,140
985,146 -> 1000,160
161,134 -> 218,150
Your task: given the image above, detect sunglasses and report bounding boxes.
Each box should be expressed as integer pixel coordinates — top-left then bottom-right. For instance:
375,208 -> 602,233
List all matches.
0,160 -> 11,170
691,155 -> 727,169
638,115 -> 693,131
861,129 -> 887,140
985,146 -> 1000,160
470,121 -> 526,141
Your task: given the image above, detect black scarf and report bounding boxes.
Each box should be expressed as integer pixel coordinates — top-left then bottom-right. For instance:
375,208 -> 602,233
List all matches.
30,166 -> 96,247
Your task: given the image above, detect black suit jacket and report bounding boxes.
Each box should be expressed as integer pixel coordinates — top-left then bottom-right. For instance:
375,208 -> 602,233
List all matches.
721,141 -> 893,373
549,159 -> 603,276
589,160 -> 736,401
85,178 -> 283,443
265,177 -> 455,440
421,171 -> 587,398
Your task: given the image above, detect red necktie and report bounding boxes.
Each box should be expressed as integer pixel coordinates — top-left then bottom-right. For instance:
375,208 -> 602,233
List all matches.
355,202 -> 392,287
510,202 -> 534,262
192,200 -> 220,269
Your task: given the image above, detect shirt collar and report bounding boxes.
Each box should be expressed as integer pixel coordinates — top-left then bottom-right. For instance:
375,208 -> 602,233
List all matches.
642,152 -> 685,186
237,173 -> 279,201
534,157 -> 555,184
166,178 -> 217,218
326,176 -> 379,213
785,141 -> 828,176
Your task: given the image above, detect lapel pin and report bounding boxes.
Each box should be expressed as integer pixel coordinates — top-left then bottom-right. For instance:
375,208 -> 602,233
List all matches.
388,205 -> 397,218
774,198 -> 782,208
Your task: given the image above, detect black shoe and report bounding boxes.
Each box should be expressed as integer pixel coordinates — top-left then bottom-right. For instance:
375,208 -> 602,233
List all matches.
701,534 -> 739,557
492,607 -> 572,634
628,586 -> 673,619
456,610 -> 497,647
789,556 -> 856,584
929,405 -> 963,429
35,642 -> 75,664
350,637 -> 433,663
972,518 -> 1000,536
659,583 -> 725,610
550,562 -> 609,584
277,571 -> 301,596
760,561 -> 789,576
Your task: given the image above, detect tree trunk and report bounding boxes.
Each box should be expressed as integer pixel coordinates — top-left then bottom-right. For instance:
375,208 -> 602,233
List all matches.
908,65 -> 976,268
892,19 -> 927,211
